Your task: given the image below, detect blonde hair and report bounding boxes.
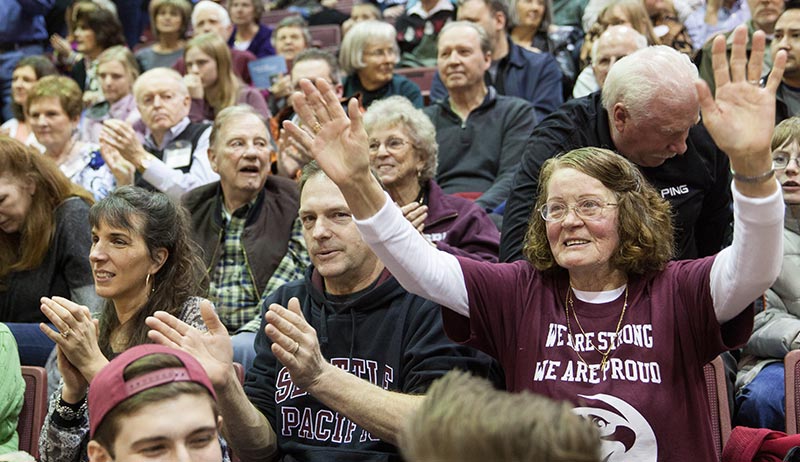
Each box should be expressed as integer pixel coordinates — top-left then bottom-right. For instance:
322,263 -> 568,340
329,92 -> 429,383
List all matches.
185,32 -> 240,116
97,45 -> 141,83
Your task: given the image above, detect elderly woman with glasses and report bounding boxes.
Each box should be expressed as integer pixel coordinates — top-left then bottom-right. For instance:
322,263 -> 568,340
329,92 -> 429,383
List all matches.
282,27 -> 786,460
364,96 -> 499,261
340,20 -> 423,109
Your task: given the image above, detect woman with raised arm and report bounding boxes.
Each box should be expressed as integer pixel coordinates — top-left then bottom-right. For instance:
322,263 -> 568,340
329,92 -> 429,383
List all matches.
282,26 -> 787,461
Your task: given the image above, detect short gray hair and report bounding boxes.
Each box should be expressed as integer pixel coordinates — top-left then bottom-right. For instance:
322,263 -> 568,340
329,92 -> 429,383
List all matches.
591,25 -> 648,63
338,20 -> 398,75
133,67 -> 188,101
271,16 -> 312,48
294,48 -> 341,84
506,0 -> 553,31
439,21 -> 493,55
209,105 -> 272,150
191,0 -> 230,28
601,45 -> 698,122
363,96 -> 438,184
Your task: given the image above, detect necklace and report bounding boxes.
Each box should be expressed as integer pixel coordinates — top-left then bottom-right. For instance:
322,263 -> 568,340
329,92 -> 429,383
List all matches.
564,284 -> 628,371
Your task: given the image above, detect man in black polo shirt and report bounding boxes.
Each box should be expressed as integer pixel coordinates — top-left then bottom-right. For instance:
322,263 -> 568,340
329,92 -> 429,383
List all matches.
500,45 -> 733,262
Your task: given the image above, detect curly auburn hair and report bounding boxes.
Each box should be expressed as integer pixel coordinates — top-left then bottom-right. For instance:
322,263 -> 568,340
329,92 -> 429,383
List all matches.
522,147 -> 674,276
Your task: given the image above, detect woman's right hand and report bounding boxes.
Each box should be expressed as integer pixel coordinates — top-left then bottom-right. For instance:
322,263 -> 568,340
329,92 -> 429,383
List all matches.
50,34 -> 73,57
40,297 -> 108,383
57,346 -> 88,404
183,74 -> 204,100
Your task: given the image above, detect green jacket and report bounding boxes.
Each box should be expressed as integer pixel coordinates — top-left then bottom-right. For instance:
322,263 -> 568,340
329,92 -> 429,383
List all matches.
0,323 -> 24,454
697,20 -> 774,95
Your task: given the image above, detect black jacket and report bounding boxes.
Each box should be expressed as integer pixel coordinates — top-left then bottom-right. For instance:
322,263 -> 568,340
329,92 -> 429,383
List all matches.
244,267 -> 500,461
500,92 -> 733,262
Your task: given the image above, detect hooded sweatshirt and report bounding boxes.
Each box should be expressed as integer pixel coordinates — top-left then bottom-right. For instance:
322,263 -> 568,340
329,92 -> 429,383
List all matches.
244,266 -> 499,461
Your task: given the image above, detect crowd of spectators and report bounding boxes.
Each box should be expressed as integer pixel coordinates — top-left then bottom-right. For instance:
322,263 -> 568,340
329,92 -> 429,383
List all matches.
2,0 -> 800,460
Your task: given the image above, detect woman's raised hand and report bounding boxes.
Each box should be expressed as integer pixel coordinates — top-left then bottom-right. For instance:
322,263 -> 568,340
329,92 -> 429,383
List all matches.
697,25 -> 785,171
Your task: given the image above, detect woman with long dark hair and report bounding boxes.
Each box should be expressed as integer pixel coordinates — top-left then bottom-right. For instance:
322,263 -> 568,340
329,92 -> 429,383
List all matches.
38,186 -> 214,462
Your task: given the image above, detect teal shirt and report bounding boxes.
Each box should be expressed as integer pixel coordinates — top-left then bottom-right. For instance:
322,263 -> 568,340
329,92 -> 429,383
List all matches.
0,323 -> 24,454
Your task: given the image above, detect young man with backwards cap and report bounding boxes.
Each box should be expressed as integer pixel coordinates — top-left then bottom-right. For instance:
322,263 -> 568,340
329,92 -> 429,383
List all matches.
86,344 -> 227,462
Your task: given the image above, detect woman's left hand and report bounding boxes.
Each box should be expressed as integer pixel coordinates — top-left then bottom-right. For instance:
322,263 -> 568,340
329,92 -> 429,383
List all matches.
697,25 -> 785,164
399,201 -> 428,233
39,296 -> 108,382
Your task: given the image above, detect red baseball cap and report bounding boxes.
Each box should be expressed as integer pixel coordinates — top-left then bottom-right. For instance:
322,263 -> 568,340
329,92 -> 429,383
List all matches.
88,344 -> 217,438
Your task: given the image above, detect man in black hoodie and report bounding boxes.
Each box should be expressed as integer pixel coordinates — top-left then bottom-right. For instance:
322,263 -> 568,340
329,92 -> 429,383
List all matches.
146,161 -> 498,461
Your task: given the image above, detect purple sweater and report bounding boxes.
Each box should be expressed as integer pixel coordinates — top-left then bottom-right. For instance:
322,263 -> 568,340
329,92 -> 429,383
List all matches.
423,180 -> 500,262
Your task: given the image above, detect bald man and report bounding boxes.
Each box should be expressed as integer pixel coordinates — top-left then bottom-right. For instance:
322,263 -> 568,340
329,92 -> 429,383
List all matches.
572,25 -> 648,98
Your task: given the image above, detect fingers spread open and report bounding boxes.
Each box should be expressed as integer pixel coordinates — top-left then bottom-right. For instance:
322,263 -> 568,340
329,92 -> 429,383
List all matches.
747,30 -> 767,83
766,49 -> 787,93
728,25 -> 748,83
711,33 -> 731,90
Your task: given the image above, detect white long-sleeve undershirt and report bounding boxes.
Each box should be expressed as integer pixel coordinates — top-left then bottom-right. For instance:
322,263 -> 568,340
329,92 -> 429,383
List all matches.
355,182 -> 784,323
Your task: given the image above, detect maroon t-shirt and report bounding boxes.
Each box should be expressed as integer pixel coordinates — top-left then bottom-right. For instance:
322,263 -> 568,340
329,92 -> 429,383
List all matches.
443,256 -> 752,461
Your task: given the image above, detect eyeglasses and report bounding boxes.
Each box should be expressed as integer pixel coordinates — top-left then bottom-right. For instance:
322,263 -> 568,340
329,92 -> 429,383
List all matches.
368,137 -> 411,154
363,47 -> 397,59
772,152 -> 800,169
539,199 -> 618,222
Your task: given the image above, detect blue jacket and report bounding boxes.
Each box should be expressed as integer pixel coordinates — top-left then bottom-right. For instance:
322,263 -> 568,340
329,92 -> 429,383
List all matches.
228,24 -> 275,58
0,0 -> 54,42
431,37 -> 563,123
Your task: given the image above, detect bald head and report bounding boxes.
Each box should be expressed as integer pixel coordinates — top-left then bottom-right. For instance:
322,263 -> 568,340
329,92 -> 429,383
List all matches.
591,25 -> 648,88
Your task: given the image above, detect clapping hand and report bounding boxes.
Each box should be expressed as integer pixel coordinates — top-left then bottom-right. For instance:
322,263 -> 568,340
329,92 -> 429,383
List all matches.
146,301 -> 237,390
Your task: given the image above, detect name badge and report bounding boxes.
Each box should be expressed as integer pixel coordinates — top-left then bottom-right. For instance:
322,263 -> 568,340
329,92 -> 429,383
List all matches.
163,140 -> 192,169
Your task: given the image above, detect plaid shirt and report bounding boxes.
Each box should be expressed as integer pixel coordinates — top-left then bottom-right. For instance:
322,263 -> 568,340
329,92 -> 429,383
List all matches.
240,217 -> 309,333
208,191 -> 310,333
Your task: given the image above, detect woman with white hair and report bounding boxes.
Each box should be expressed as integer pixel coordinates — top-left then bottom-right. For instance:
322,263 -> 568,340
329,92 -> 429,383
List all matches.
364,96 -> 500,261
340,20 -> 423,108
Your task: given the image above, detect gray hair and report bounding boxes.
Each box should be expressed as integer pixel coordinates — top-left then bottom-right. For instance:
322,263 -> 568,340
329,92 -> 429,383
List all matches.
439,21 -> 493,55
209,105 -> 273,150
133,67 -> 188,101
363,96 -> 438,184
338,20 -> 398,75
506,0 -> 553,31
601,45 -> 698,122
191,0 -> 230,28
294,48 -> 341,84
271,16 -> 312,48
591,25 -> 648,63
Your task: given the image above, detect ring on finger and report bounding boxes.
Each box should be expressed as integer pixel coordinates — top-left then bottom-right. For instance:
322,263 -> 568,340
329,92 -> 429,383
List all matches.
312,122 -> 322,134
61,329 -> 71,339
291,341 -> 300,355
